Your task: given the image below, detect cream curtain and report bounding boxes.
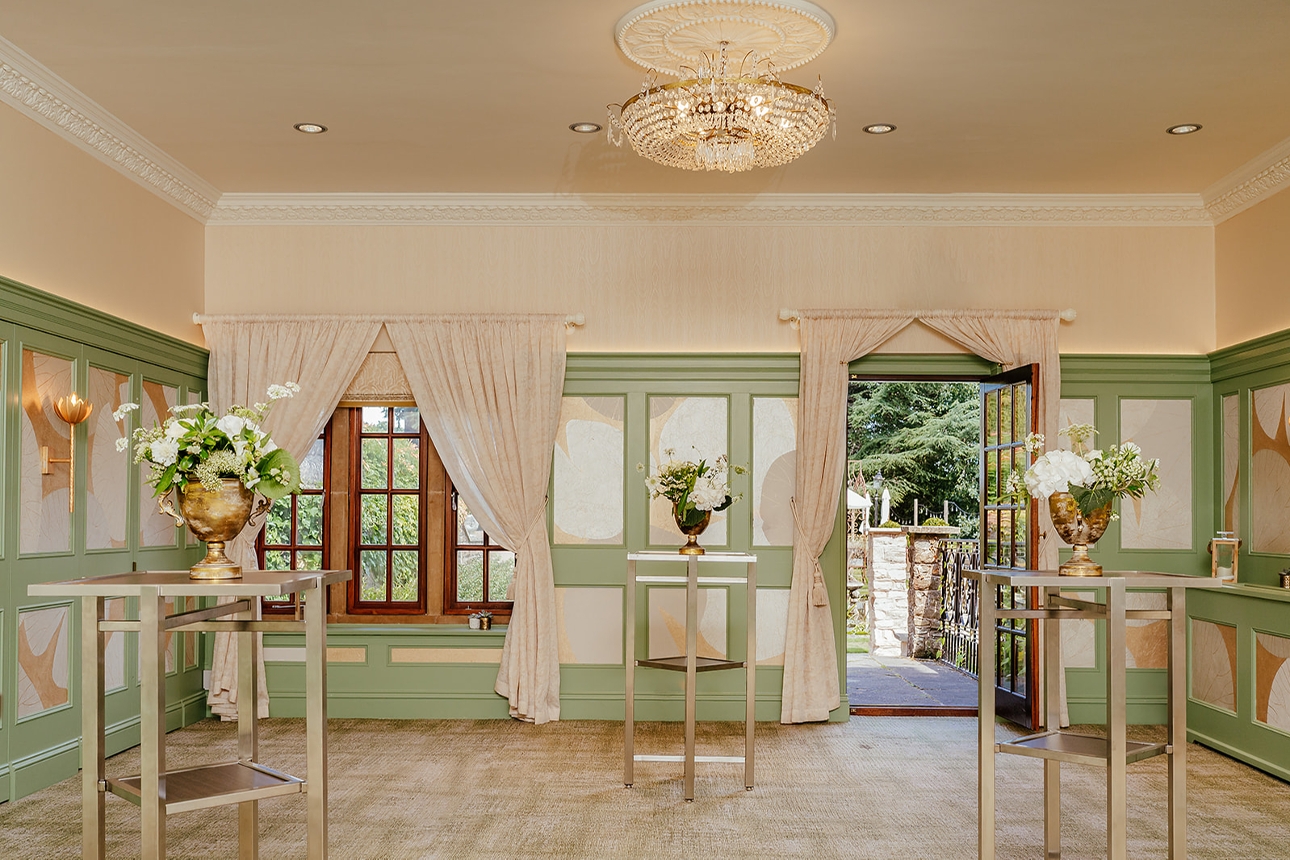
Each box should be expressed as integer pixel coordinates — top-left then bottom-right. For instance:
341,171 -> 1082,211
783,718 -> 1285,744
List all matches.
385,316 -> 567,724
781,313 -> 916,723
203,317 -> 383,720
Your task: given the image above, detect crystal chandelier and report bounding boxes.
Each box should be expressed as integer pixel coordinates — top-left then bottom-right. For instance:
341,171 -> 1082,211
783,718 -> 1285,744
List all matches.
607,0 -> 836,173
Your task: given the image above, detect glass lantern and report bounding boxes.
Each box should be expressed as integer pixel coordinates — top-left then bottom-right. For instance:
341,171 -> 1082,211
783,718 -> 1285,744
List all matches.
1209,531 -> 1240,582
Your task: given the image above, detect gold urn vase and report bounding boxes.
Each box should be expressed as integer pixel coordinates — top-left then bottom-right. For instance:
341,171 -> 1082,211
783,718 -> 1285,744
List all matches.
1048,491 -> 1113,577
673,503 -> 712,555
162,478 -> 268,580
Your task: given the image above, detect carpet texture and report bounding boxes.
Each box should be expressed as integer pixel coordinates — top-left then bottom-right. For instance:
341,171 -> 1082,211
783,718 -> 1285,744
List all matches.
1,717 -> 1287,859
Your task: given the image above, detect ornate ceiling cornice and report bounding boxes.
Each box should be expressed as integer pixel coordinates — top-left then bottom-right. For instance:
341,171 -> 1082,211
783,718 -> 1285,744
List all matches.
1203,135 -> 1290,224
0,36 -> 218,222
209,192 -> 1210,227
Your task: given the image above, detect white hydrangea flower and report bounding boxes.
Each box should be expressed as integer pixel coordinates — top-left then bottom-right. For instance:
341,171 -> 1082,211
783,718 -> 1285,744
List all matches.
1024,449 -> 1094,499
150,438 -> 180,467
690,475 -> 728,511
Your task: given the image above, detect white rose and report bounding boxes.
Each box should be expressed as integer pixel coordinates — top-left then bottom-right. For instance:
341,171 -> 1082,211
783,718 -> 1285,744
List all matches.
216,415 -> 247,438
164,420 -> 186,439
150,438 -> 180,467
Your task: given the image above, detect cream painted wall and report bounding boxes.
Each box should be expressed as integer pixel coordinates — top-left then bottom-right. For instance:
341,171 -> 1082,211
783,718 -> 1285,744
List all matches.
0,102 -> 205,345
205,222 -> 1215,354
1216,188 -> 1290,349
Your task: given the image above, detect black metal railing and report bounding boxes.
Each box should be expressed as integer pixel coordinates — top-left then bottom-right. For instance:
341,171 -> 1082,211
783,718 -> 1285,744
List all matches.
939,538 -> 981,676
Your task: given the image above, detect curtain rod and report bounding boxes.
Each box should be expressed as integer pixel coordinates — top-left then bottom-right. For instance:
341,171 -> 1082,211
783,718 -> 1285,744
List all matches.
193,312 -> 586,330
777,307 -> 1077,324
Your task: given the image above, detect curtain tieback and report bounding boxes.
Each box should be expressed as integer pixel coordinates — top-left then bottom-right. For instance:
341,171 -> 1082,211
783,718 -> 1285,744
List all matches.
790,497 -> 829,608
506,502 -> 549,601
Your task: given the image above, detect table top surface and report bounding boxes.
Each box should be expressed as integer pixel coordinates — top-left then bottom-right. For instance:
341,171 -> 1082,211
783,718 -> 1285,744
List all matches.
28,569 -> 351,597
964,569 -> 1227,588
627,551 -> 757,563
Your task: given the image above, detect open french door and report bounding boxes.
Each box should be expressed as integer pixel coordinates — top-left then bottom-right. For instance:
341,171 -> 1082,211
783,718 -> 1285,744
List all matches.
980,365 -> 1040,729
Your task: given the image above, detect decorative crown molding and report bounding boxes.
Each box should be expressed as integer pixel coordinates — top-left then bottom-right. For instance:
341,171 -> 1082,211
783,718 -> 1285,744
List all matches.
1203,134 -> 1290,224
209,192 -> 1211,227
0,35 -> 219,222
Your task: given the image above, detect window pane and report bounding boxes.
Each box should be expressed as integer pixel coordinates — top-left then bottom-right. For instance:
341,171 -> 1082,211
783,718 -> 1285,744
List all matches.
361,551 -> 387,601
362,406 -> 389,433
999,388 -> 1013,445
392,438 -> 420,489
392,551 -> 419,601
985,391 -> 998,447
361,495 -> 388,545
297,494 -> 323,546
392,495 -> 419,545
1014,384 -> 1029,438
457,500 -> 484,545
457,551 -> 484,601
300,437 -> 325,490
264,549 -> 291,571
393,407 -> 420,434
265,501 -> 293,545
488,551 -> 515,602
361,439 -> 388,489
297,550 -> 323,571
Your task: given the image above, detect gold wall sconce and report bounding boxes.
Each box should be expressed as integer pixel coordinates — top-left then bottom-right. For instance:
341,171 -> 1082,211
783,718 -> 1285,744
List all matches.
41,393 -> 93,512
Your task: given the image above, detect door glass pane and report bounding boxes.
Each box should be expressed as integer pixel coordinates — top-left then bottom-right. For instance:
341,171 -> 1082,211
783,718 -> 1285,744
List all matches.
361,495 -> 388,544
86,366 -> 131,550
362,407 -> 389,433
392,438 -> 419,489
393,407 -> 420,434
457,500 -> 483,545
299,437 -> 325,490
998,388 -> 1012,445
457,551 -> 484,601
360,551 -> 387,601
488,552 -> 515,602
361,439 -> 388,489
21,349 -> 74,554
297,495 -> 323,545
391,495 -> 419,545
1014,384 -> 1029,438
984,391 -> 999,447
392,551 -> 418,601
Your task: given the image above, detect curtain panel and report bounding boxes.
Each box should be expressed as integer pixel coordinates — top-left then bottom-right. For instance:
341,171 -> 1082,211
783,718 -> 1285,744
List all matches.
385,316 -> 567,724
204,318 -> 382,719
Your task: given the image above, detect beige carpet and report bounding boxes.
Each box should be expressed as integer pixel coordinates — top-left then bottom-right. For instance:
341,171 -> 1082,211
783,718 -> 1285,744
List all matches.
2,717 -> 1287,859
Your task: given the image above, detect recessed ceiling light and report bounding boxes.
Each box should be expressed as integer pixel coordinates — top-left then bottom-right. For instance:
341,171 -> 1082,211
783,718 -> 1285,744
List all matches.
293,123 -> 328,134
569,122 -> 602,134
863,123 -> 896,135
1166,124 -> 1202,135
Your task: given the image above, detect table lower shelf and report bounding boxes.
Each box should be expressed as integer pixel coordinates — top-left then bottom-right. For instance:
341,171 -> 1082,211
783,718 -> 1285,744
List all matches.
998,731 -> 1168,766
636,656 -> 746,672
107,761 -> 304,815
634,754 -> 747,764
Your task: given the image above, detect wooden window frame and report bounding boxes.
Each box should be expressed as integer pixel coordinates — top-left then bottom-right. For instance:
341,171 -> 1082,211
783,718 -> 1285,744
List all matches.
346,407 -> 429,615
443,487 -> 514,618
257,425 -> 331,614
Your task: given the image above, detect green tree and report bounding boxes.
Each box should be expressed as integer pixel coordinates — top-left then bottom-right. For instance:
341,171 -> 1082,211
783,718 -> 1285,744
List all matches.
847,381 -> 979,536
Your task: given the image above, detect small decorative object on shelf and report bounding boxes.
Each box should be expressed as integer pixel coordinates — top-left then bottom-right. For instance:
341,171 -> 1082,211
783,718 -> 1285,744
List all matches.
1280,569 -> 1290,590
1007,423 -> 1160,577
469,610 -> 494,630
116,383 -> 302,580
640,450 -> 745,555
1207,531 -> 1241,582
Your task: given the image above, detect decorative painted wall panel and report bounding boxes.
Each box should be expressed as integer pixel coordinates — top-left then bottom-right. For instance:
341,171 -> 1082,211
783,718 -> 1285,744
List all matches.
138,380 -> 179,547
1251,383 -> 1290,554
1060,590 -> 1097,669
756,588 -> 790,665
648,397 -> 728,545
105,598 -> 127,691
555,587 -> 622,664
1222,394 -> 1239,534
1191,619 -> 1238,713
1125,592 -> 1168,669
17,605 -> 70,718
86,367 -> 131,550
1119,399 -> 1192,550
1256,632 -> 1290,732
648,588 -> 727,659
1057,399 -> 1095,451
552,396 -> 625,545
20,349 -> 73,554
136,598 -> 178,675
752,397 -> 796,546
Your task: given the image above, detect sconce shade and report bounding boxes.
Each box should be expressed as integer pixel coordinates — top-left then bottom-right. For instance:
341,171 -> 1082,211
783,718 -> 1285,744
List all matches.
54,393 -> 93,425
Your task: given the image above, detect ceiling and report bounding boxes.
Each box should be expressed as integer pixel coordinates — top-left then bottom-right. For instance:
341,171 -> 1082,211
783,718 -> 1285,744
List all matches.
3,0 -> 1290,196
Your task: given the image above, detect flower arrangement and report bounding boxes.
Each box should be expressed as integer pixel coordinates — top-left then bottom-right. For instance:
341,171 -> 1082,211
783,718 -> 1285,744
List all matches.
639,450 -> 746,528
115,383 -> 302,501
1006,423 -> 1160,518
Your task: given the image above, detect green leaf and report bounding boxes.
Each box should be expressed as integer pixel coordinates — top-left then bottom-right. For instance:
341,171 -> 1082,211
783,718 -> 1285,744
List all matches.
254,448 -> 302,501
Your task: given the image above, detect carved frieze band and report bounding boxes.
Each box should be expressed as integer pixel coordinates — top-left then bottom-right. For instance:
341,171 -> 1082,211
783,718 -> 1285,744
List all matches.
209,194 -> 1212,226
0,57 -> 216,221
1205,154 -> 1290,223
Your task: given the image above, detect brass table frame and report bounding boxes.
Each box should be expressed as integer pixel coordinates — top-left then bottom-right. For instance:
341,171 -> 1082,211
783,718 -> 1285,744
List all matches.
968,569 -> 1223,860
624,551 -> 756,801
30,569 -> 352,860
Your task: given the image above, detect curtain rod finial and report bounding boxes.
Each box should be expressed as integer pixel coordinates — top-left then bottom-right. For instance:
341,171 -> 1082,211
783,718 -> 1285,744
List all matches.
1060,308 -> 1077,322
779,308 -> 801,329
192,312 -> 203,325
564,313 -> 585,330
